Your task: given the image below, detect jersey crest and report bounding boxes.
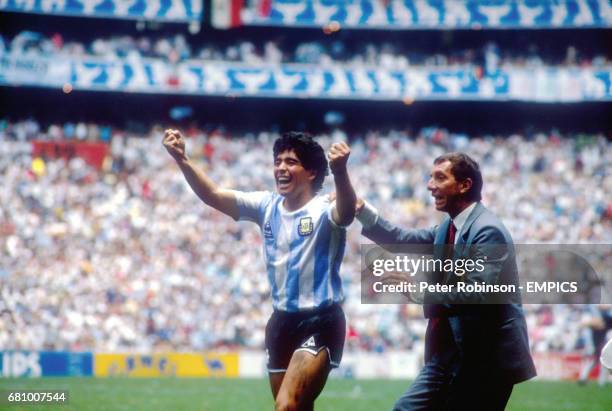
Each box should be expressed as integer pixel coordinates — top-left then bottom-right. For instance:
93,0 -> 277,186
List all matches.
298,217 -> 313,236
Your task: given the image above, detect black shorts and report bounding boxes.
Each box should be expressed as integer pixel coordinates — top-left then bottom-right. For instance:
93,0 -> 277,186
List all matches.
265,303 -> 346,373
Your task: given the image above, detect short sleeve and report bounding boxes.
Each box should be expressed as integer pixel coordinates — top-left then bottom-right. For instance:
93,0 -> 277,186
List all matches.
230,190 -> 273,225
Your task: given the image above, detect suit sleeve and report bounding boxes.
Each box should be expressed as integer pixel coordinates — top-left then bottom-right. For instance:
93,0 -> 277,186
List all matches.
358,202 -> 436,245
363,216 -> 437,245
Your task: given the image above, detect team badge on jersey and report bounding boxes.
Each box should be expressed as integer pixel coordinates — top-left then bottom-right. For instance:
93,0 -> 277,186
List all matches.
298,217 -> 313,236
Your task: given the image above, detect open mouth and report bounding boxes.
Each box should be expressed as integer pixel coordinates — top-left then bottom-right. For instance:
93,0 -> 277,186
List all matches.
276,175 -> 292,190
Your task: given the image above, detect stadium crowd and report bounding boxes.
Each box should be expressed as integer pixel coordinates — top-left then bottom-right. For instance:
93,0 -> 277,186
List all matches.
2,31 -> 610,71
0,120 -> 610,355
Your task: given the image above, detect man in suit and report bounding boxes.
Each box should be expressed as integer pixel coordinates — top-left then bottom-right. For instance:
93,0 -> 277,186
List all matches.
357,152 -> 536,410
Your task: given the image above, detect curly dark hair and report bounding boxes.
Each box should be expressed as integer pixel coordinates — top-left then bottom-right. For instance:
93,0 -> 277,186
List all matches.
273,132 -> 328,193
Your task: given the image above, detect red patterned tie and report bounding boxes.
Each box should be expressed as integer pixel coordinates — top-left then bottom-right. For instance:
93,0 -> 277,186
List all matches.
447,221 -> 456,245
430,221 -> 457,328
443,221 -> 456,276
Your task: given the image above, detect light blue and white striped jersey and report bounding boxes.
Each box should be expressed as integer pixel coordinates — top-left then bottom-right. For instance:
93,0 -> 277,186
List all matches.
233,191 -> 346,312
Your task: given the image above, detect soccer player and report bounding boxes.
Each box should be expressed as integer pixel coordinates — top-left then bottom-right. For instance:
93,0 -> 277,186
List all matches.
163,129 -> 356,411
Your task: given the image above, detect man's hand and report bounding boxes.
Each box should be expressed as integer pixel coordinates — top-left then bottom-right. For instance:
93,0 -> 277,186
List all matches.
328,142 -> 351,175
163,129 -> 187,162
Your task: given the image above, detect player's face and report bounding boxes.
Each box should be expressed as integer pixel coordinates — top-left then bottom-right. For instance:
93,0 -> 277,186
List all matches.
427,160 -> 469,214
274,150 -> 315,198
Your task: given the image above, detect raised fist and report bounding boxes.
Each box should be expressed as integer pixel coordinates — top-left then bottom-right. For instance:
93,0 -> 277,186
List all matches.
163,129 -> 186,162
328,142 -> 351,175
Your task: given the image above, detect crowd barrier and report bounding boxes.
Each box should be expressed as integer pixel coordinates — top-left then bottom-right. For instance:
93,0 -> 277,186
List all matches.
1,351 -> 601,380
0,352 -> 238,378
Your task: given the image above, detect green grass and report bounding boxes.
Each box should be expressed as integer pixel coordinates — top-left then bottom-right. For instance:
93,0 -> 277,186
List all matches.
0,377 -> 610,411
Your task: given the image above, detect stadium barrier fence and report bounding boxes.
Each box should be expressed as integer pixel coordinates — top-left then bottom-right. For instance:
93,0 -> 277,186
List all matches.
1,351 -> 603,380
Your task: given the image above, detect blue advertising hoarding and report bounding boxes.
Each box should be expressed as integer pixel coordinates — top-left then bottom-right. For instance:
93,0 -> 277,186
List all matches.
0,351 -> 93,377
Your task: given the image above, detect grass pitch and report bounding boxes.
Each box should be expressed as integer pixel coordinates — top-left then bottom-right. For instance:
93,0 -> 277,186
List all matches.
0,377 -> 610,410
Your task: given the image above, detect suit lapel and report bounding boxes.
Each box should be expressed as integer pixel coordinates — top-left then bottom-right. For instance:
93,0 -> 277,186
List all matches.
457,202 -> 485,246
432,218 -> 450,286
435,203 -> 484,248
435,218 -> 451,247
440,203 -> 485,284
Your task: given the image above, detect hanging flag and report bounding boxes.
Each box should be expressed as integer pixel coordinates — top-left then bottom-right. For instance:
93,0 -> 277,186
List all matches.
211,0 -> 243,29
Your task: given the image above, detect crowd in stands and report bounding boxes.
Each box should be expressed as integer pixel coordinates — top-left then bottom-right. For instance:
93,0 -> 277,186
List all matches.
2,31 -> 610,71
0,120 -> 610,354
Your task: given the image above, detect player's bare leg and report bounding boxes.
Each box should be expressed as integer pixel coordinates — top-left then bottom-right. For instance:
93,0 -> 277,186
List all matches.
269,371 -> 285,399
273,349 -> 331,411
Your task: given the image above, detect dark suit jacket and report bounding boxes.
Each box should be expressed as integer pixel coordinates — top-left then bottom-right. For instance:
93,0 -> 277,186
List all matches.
362,202 -> 536,384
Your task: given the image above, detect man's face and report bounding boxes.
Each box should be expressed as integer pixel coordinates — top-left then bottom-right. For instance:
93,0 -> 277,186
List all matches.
274,150 -> 315,198
427,160 -> 470,213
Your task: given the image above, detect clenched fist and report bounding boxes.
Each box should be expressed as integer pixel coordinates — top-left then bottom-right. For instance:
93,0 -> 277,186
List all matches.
163,129 -> 187,162
328,142 -> 351,175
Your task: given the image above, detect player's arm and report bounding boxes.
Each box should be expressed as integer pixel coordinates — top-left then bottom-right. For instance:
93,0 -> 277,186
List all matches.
162,129 -> 239,220
328,142 -> 356,226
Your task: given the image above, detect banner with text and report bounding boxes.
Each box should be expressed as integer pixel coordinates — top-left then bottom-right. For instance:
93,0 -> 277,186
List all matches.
0,351 -> 93,378
0,0 -> 203,22
1,54 -> 610,102
244,0 -> 612,29
94,353 -> 239,377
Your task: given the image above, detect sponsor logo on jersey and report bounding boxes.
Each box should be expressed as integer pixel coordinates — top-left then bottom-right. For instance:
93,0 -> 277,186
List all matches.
298,217 -> 313,236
